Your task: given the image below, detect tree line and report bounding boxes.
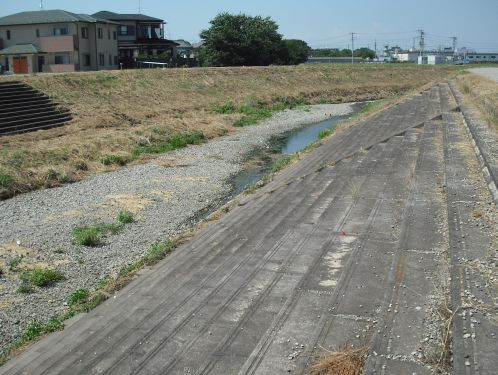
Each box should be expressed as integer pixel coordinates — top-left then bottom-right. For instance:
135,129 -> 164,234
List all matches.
198,13 -> 376,67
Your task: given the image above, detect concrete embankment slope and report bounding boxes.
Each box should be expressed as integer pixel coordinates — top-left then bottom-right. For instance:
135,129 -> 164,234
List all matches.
2,84 -> 497,374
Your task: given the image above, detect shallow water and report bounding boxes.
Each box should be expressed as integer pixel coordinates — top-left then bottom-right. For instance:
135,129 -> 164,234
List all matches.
231,107 -> 362,195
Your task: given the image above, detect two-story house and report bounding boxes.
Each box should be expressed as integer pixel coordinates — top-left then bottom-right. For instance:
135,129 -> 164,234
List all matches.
0,10 -> 119,74
92,11 -> 178,68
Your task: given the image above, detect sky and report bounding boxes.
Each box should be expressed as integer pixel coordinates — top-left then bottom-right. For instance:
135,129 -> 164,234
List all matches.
1,0 -> 498,52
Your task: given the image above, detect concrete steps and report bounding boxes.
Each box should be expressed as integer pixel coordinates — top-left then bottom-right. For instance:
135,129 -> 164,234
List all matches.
0,81 -> 72,135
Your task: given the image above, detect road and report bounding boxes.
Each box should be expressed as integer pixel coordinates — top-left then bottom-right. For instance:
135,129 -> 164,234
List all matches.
1,83 -> 497,374
469,67 -> 498,82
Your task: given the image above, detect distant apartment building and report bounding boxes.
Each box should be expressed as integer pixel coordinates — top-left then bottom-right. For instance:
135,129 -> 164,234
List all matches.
92,11 -> 178,68
0,10 -> 118,74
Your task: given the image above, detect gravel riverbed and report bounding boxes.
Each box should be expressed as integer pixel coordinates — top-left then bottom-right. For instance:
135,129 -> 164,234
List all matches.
0,103 -> 354,355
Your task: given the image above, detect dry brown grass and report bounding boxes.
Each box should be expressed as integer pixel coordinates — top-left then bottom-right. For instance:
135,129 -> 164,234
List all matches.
309,346 -> 369,375
0,64 -> 458,198
456,73 -> 498,130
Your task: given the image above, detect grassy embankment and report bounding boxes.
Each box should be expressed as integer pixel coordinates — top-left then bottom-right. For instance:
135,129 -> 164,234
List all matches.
0,64 -> 458,198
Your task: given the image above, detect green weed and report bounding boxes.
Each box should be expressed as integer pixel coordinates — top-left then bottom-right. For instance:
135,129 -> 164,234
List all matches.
21,316 -> 64,342
132,131 -> 205,157
318,128 -> 334,139
46,150 -> 69,162
0,173 -> 13,188
25,268 -> 65,287
271,155 -> 293,173
100,155 -> 130,166
68,289 -> 89,306
73,225 -> 100,246
72,222 -> 124,246
18,282 -> 34,294
9,256 -> 22,272
213,101 -> 236,114
118,210 -> 134,224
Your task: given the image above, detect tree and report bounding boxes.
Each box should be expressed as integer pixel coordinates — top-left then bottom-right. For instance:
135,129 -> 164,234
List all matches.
199,13 -> 284,67
283,39 -> 311,65
354,47 -> 376,59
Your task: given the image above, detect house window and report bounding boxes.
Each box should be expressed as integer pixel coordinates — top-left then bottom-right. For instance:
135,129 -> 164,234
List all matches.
53,27 -> 68,36
108,29 -> 111,39
81,27 -> 88,39
114,56 -> 118,65
36,29 -> 40,37
113,31 -> 117,40
83,54 -> 91,67
6,30 -> 11,40
55,54 -> 70,64
98,28 -> 103,39
99,53 -> 105,66
108,54 -> 112,65
118,25 -> 135,36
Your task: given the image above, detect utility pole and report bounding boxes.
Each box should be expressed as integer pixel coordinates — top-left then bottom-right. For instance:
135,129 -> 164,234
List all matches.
138,0 -> 142,14
350,32 -> 355,64
418,29 -> 425,57
374,40 -> 377,59
451,36 -> 457,55
39,0 -> 43,10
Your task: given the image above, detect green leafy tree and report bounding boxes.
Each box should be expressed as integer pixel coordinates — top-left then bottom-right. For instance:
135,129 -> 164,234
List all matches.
354,47 -> 376,59
283,39 -> 311,65
199,13 -> 284,66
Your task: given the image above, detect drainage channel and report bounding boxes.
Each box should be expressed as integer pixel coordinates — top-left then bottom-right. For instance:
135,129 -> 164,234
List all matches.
190,103 -> 365,223
231,103 -> 365,195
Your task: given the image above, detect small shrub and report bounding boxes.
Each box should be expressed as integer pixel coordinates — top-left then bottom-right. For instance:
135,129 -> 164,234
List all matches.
73,225 -> 100,246
118,210 -> 134,224
100,155 -> 129,166
53,248 -> 65,254
0,173 -> 13,188
68,288 -> 89,306
27,268 -> 65,287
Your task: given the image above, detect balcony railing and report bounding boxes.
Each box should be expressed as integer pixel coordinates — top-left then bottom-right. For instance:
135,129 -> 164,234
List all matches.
137,26 -> 164,40
40,35 -> 77,53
